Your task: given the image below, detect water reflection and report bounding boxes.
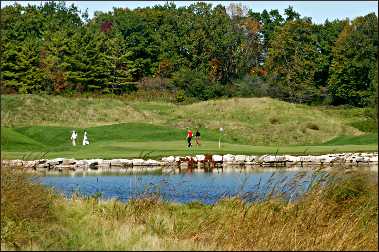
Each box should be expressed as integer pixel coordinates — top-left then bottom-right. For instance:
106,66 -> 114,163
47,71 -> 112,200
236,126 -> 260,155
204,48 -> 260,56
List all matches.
38,165 -> 377,205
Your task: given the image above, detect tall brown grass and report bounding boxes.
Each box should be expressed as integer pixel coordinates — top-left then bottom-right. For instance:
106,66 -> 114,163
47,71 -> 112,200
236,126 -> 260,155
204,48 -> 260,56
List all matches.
1,166 -> 56,250
1,166 -> 377,251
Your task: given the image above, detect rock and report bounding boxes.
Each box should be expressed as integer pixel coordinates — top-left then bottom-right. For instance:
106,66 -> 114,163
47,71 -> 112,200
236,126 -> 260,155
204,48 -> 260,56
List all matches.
223,154 -> 235,162
110,159 -> 132,166
246,156 -> 256,162
78,159 -> 101,169
63,159 -> 76,165
235,155 -> 247,162
212,155 -> 223,162
132,159 -> 145,166
23,160 -> 38,168
89,163 -> 98,169
37,159 -> 47,164
298,156 -> 313,162
75,160 -> 89,167
47,158 -> 64,165
317,155 -> 337,163
257,155 -> 267,162
98,160 -> 111,168
259,155 -> 275,162
10,160 -> 24,167
284,155 -> 299,162
162,156 -> 175,162
36,163 -> 48,169
355,156 -> 370,163
145,159 -> 161,166
196,155 -> 205,161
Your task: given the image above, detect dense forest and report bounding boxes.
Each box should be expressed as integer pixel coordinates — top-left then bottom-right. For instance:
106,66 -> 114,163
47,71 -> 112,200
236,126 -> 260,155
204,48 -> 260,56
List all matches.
1,1 -> 378,108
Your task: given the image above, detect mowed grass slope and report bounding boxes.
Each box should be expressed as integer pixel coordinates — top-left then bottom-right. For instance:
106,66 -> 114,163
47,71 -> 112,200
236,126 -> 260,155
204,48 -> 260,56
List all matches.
1,95 -> 377,159
1,123 -> 378,160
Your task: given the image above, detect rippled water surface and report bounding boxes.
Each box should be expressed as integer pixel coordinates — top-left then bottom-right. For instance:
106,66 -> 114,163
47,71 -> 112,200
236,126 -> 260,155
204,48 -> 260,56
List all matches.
39,167 -> 332,204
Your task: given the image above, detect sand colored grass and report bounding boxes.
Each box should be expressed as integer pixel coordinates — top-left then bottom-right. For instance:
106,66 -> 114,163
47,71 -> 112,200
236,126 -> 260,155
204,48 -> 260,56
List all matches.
1,166 -> 378,251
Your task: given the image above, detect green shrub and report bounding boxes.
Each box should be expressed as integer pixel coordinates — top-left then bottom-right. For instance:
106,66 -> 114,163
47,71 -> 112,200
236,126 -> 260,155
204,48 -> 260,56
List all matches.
175,90 -> 185,103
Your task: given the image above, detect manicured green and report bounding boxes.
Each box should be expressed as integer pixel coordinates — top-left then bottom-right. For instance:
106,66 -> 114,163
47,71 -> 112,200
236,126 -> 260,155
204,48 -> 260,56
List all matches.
1,123 -> 377,160
1,95 -> 377,159
2,95 -> 377,144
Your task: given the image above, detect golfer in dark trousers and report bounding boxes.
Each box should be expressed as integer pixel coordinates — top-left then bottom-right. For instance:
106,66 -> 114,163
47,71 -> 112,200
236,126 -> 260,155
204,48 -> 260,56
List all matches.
195,128 -> 201,146
186,128 -> 193,147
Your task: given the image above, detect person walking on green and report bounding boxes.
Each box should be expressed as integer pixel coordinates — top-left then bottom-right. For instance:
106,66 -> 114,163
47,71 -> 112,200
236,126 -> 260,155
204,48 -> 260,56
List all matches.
186,128 -> 193,148
70,130 -> 77,146
195,128 -> 201,146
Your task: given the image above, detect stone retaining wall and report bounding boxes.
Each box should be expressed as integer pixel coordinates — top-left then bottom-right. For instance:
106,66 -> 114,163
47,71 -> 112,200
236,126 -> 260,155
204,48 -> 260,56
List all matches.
2,152 -> 377,172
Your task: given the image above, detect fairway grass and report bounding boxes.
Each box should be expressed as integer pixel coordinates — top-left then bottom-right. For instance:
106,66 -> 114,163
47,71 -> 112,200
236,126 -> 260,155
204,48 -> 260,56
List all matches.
1,139 -> 377,160
2,95 -> 376,145
1,95 -> 377,159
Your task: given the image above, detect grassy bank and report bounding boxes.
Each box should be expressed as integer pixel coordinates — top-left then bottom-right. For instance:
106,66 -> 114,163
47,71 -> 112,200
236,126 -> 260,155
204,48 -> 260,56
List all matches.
1,166 -> 378,250
1,123 -> 377,160
2,94 -> 377,144
1,95 -> 377,159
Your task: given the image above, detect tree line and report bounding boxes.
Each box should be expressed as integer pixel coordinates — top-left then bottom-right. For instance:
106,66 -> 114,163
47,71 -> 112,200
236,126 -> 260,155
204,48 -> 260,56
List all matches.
1,1 -> 377,108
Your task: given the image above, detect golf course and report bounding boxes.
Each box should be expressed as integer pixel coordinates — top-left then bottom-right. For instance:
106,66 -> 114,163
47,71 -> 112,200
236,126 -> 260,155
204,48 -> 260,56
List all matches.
1,94 -> 377,160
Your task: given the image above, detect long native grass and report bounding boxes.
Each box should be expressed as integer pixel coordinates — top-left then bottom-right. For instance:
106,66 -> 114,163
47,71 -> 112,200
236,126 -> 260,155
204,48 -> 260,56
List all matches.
1,165 -> 377,251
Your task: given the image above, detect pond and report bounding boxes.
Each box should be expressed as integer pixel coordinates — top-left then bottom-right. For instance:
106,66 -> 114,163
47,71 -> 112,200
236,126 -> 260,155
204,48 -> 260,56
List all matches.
37,166 -> 376,204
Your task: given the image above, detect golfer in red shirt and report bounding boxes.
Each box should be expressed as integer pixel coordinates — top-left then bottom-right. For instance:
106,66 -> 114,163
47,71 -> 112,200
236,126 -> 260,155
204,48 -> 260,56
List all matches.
186,128 -> 193,148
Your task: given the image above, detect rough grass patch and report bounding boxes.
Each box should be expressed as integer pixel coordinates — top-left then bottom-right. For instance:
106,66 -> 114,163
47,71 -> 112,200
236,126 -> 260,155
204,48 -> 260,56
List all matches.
306,122 -> 320,130
1,167 -> 56,249
269,117 -> 280,124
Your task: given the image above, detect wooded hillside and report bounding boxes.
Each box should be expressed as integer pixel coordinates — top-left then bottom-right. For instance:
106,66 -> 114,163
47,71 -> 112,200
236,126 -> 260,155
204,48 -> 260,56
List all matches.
1,2 -> 377,108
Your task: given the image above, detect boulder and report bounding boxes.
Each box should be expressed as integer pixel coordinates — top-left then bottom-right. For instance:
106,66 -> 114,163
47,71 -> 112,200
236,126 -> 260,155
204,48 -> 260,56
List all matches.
235,155 -> 247,162
47,158 -> 64,165
10,160 -> 24,167
260,155 -> 286,162
318,155 -> 337,163
132,159 -> 145,166
246,156 -> 256,162
99,160 -> 111,167
36,163 -> 48,169
37,159 -> 47,164
23,160 -> 38,168
110,159 -> 132,166
284,155 -> 299,162
223,154 -> 235,162
196,155 -> 205,161
162,156 -> 175,162
212,155 -> 223,162
145,159 -> 161,166
76,160 -> 88,167
355,156 -> 370,163
63,159 -> 76,165
298,156 -> 313,162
